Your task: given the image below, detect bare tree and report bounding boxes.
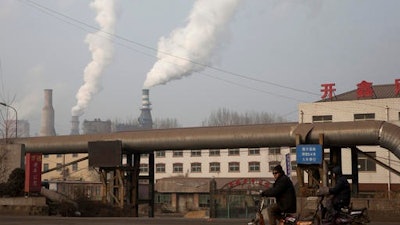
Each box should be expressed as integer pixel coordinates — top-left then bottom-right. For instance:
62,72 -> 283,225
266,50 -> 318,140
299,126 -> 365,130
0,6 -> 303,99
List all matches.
153,118 -> 180,129
113,117 -> 180,131
0,97 -> 17,142
202,108 -> 286,126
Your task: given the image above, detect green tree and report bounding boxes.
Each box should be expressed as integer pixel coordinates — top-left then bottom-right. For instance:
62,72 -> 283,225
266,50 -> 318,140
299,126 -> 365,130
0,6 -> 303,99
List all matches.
6,168 -> 25,197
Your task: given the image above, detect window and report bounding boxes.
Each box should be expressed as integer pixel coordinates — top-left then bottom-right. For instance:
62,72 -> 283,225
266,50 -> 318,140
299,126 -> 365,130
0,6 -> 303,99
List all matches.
173,151 -> 183,157
312,115 -> 333,123
290,147 -> 296,154
43,154 -> 49,158
156,163 -> 165,173
249,161 -> 260,172
209,149 -> 220,156
141,153 -> 149,158
56,154 -> 62,158
72,163 -> 78,171
140,163 -> 149,173
229,162 -> 240,172
228,148 -> 240,156
72,153 -> 78,158
173,163 -> 183,173
248,148 -> 260,155
209,162 -> 220,172
56,163 -> 62,171
269,147 -> 281,155
199,194 -> 210,208
191,150 -> 201,157
354,113 -> 375,121
268,161 -> 280,172
191,163 -> 202,173
358,152 -> 376,172
324,152 -> 330,160
43,163 -> 49,172
291,161 -> 297,171
156,151 -> 165,157
155,193 -> 171,204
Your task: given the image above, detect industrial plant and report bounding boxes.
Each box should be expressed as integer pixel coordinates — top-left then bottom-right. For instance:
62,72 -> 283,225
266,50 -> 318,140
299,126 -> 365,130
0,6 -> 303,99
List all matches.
0,81 -> 400,219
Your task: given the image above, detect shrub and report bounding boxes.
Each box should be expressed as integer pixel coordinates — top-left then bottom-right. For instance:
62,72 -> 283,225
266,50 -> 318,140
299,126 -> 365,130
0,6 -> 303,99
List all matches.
6,168 -> 25,197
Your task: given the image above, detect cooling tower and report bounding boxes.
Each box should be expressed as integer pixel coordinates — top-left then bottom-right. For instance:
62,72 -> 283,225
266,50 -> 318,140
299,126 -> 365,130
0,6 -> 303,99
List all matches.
39,89 -> 56,136
138,89 -> 153,129
70,115 -> 80,135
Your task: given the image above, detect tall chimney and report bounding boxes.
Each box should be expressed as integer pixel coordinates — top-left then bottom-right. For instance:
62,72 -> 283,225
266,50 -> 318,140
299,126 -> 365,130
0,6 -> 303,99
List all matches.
138,89 -> 153,129
39,89 -> 56,136
70,116 -> 80,135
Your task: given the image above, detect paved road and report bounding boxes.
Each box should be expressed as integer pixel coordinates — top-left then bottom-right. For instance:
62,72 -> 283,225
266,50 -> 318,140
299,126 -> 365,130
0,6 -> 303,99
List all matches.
0,216 -> 397,225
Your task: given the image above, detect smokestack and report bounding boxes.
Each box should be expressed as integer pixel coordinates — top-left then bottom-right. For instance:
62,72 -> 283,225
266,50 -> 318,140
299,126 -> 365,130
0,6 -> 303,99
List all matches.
138,89 -> 153,129
70,116 -> 80,135
39,89 -> 56,136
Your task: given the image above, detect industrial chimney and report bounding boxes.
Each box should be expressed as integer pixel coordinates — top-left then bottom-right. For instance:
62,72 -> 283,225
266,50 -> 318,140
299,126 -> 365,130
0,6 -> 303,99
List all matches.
70,116 -> 80,135
39,89 -> 56,136
138,89 -> 153,129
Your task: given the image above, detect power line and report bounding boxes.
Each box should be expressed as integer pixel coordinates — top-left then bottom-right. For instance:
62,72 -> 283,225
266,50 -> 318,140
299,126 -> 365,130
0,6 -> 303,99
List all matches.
17,0 -> 398,116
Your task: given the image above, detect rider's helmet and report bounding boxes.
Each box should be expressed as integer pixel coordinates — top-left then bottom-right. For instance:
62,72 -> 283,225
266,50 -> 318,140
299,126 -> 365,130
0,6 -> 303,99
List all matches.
332,166 -> 342,176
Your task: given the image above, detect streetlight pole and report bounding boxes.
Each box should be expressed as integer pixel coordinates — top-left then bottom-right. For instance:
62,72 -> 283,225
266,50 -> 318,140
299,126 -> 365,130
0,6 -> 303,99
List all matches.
0,102 -> 17,138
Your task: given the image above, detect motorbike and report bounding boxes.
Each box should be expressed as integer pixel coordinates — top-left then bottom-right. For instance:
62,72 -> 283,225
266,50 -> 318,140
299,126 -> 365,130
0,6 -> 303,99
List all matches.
248,195 -> 266,225
314,191 -> 370,225
247,190 -> 369,225
247,195 -> 312,225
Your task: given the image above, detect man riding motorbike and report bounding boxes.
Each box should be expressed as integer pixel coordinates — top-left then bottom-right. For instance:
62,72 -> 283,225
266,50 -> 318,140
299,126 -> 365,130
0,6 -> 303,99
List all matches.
317,166 -> 351,223
260,165 -> 296,225
329,166 -> 351,212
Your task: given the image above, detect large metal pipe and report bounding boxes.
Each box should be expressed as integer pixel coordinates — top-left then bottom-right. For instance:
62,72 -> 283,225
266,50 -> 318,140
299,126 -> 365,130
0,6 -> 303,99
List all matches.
11,120 -> 400,159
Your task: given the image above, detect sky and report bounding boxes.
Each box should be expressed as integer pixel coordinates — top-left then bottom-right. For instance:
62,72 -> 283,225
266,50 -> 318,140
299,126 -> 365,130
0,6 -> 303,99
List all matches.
0,0 -> 399,136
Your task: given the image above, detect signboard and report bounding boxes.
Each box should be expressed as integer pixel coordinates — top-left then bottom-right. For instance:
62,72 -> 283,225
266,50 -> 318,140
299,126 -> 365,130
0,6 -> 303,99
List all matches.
285,153 -> 291,178
225,178 -> 271,189
88,140 -> 122,167
296,144 -> 323,164
24,153 -> 42,193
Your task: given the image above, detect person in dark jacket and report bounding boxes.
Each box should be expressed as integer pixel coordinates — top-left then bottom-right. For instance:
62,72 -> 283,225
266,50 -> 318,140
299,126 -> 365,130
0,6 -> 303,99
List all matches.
329,166 -> 351,211
261,165 -> 296,225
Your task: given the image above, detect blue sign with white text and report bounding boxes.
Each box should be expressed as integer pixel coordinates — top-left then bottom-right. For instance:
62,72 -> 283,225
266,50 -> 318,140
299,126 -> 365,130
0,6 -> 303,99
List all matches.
296,144 -> 323,164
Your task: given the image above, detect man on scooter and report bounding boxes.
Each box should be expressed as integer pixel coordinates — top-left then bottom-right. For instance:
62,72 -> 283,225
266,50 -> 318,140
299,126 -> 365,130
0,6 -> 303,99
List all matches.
329,166 -> 351,212
260,165 -> 296,225
317,165 -> 351,223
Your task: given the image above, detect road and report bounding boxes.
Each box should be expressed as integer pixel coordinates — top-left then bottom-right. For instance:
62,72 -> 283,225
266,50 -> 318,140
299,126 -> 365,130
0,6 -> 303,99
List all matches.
0,216 -> 397,225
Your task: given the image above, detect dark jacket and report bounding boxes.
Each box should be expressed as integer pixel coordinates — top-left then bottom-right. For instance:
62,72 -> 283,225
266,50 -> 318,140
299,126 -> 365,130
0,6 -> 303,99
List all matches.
261,174 -> 296,213
329,175 -> 351,210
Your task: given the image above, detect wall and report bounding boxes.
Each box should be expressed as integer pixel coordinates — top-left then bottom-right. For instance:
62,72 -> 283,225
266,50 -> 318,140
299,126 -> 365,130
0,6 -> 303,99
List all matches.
0,197 -> 48,216
0,144 -> 24,183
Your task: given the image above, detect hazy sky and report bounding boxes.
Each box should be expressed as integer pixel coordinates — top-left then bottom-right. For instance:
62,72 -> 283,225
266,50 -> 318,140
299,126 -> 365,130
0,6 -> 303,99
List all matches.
0,0 -> 399,135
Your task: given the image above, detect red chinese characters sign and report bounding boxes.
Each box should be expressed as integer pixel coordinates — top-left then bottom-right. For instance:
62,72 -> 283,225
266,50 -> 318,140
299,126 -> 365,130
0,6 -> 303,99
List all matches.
395,79 -> 400,95
225,178 -> 271,189
356,80 -> 374,98
320,83 -> 336,100
24,153 -> 42,193
321,79 -> 399,99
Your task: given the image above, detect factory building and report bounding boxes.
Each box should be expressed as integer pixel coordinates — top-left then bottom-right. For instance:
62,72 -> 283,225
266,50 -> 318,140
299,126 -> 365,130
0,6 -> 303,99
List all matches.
37,80 -> 400,212
298,80 -> 400,193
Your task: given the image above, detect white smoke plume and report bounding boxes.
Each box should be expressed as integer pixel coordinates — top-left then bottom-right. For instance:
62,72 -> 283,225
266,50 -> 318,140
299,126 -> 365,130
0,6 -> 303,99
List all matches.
71,0 -> 117,117
143,0 -> 242,88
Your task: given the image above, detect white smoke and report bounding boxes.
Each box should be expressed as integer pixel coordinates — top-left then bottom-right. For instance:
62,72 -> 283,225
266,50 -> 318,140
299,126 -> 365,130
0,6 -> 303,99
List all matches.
71,0 -> 117,117
143,0 -> 242,88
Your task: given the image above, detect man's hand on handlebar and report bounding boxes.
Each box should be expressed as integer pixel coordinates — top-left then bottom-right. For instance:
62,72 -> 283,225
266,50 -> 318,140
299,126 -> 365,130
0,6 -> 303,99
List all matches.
316,186 -> 329,196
